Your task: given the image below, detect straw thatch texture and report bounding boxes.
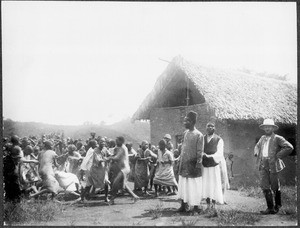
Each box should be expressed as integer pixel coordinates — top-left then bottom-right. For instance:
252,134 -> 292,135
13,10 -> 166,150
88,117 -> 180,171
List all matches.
132,56 -> 297,125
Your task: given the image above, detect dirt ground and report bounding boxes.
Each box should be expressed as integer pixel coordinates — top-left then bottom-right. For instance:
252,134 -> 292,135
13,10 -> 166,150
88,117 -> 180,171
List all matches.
22,183 -> 297,226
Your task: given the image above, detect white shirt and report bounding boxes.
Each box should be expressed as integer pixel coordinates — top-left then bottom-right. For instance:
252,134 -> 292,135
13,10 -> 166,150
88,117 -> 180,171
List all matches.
262,136 -> 270,157
80,147 -> 94,171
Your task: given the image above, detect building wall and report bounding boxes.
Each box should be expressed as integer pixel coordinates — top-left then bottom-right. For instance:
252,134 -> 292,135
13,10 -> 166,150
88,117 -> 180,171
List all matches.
223,121 -> 296,186
149,105 -> 296,186
226,121 -> 262,186
149,104 -> 215,147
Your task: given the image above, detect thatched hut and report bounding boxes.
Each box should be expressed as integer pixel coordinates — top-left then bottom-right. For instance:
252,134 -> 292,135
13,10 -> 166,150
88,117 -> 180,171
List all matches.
132,56 -> 297,186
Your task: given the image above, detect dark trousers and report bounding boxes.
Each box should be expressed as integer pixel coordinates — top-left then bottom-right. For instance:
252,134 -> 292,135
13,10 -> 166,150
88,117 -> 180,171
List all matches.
259,158 -> 280,191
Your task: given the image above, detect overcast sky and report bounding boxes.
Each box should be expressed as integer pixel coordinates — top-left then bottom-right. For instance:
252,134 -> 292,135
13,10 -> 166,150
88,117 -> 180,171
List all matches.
2,2 -> 297,125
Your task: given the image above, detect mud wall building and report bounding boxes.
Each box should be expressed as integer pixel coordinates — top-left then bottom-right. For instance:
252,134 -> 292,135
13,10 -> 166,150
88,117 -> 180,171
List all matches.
132,56 -> 297,186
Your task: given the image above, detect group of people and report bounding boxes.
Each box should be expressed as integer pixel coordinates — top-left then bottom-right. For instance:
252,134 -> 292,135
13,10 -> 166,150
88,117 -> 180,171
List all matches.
3,133 -> 142,205
176,111 -> 294,215
3,111 -> 294,216
176,111 -> 229,214
2,131 -> 182,205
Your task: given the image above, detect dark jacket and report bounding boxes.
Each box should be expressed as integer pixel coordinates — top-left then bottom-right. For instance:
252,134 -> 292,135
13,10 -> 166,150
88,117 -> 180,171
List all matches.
254,133 -> 293,173
178,128 -> 204,178
202,134 -> 221,167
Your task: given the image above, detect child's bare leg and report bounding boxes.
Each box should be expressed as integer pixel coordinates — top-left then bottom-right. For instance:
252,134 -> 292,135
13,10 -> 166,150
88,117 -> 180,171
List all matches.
29,189 -> 51,198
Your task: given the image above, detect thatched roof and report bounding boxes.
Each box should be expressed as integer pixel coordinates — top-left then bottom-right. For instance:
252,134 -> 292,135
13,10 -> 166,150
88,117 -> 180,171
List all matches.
132,56 -> 297,125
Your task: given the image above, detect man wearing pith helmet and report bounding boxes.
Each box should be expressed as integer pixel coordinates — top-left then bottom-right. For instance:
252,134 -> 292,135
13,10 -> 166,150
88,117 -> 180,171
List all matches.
254,119 -> 293,215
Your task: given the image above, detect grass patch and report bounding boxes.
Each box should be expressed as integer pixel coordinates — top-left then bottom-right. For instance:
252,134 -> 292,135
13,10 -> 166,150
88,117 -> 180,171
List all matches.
148,202 -> 163,219
279,185 -> 297,220
180,217 -> 199,226
4,199 -> 64,225
238,186 -> 263,198
217,210 -> 260,226
237,185 -> 297,220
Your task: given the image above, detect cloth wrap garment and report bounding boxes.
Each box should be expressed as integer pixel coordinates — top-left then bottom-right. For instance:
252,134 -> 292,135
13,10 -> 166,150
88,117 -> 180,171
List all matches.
55,171 -> 80,192
127,148 -> 137,182
134,148 -> 152,189
110,145 -> 130,190
38,149 -> 60,194
153,149 -> 178,187
86,147 -> 110,189
65,151 -> 82,180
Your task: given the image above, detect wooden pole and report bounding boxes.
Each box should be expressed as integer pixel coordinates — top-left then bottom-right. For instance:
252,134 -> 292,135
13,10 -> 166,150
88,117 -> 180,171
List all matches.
186,77 -> 190,106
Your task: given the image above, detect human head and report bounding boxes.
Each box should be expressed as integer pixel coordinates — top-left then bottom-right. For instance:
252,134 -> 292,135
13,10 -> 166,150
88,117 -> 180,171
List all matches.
11,135 -> 20,146
76,141 -> 83,150
33,146 -> 40,156
73,139 -> 78,145
24,145 -> 33,156
21,137 -> 30,148
259,119 -> 278,135
99,137 -> 106,149
158,139 -> 166,151
126,142 -> 133,151
116,136 -> 125,147
68,138 -> 74,145
67,144 -> 77,154
109,139 -> 116,148
184,111 -> 197,129
10,146 -> 24,160
163,134 -> 171,142
90,132 -> 96,139
206,122 -> 215,135
141,140 -> 149,150
43,140 -> 53,150
173,149 -> 180,158
89,140 -> 98,149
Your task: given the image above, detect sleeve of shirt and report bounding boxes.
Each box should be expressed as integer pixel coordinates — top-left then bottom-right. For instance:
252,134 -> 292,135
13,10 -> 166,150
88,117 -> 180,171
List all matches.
254,137 -> 263,157
196,133 -> 204,165
132,148 -> 137,156
168,151 -> 174,162
276,136 -> 294,159
210,138 -> 224,164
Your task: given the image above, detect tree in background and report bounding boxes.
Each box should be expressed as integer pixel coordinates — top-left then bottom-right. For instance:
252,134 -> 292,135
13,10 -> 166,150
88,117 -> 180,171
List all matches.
3,118 -> 17,137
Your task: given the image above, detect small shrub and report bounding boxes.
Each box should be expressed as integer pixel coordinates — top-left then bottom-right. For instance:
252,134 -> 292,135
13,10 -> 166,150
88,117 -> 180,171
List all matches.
132,220 -> 142,226
217,210 -> 260,226
180,217 -> 198,226
279,186 -> 297,220
148,202 -> 163,219
205,209 -> 218,218
238,186 -> 262,198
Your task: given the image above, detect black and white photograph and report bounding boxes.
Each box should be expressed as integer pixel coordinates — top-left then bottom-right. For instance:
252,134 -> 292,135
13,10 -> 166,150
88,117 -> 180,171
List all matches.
2,1 -> 297,226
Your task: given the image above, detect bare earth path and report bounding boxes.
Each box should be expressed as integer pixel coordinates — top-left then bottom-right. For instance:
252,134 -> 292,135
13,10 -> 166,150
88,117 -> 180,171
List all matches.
24,189 -> 297,226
